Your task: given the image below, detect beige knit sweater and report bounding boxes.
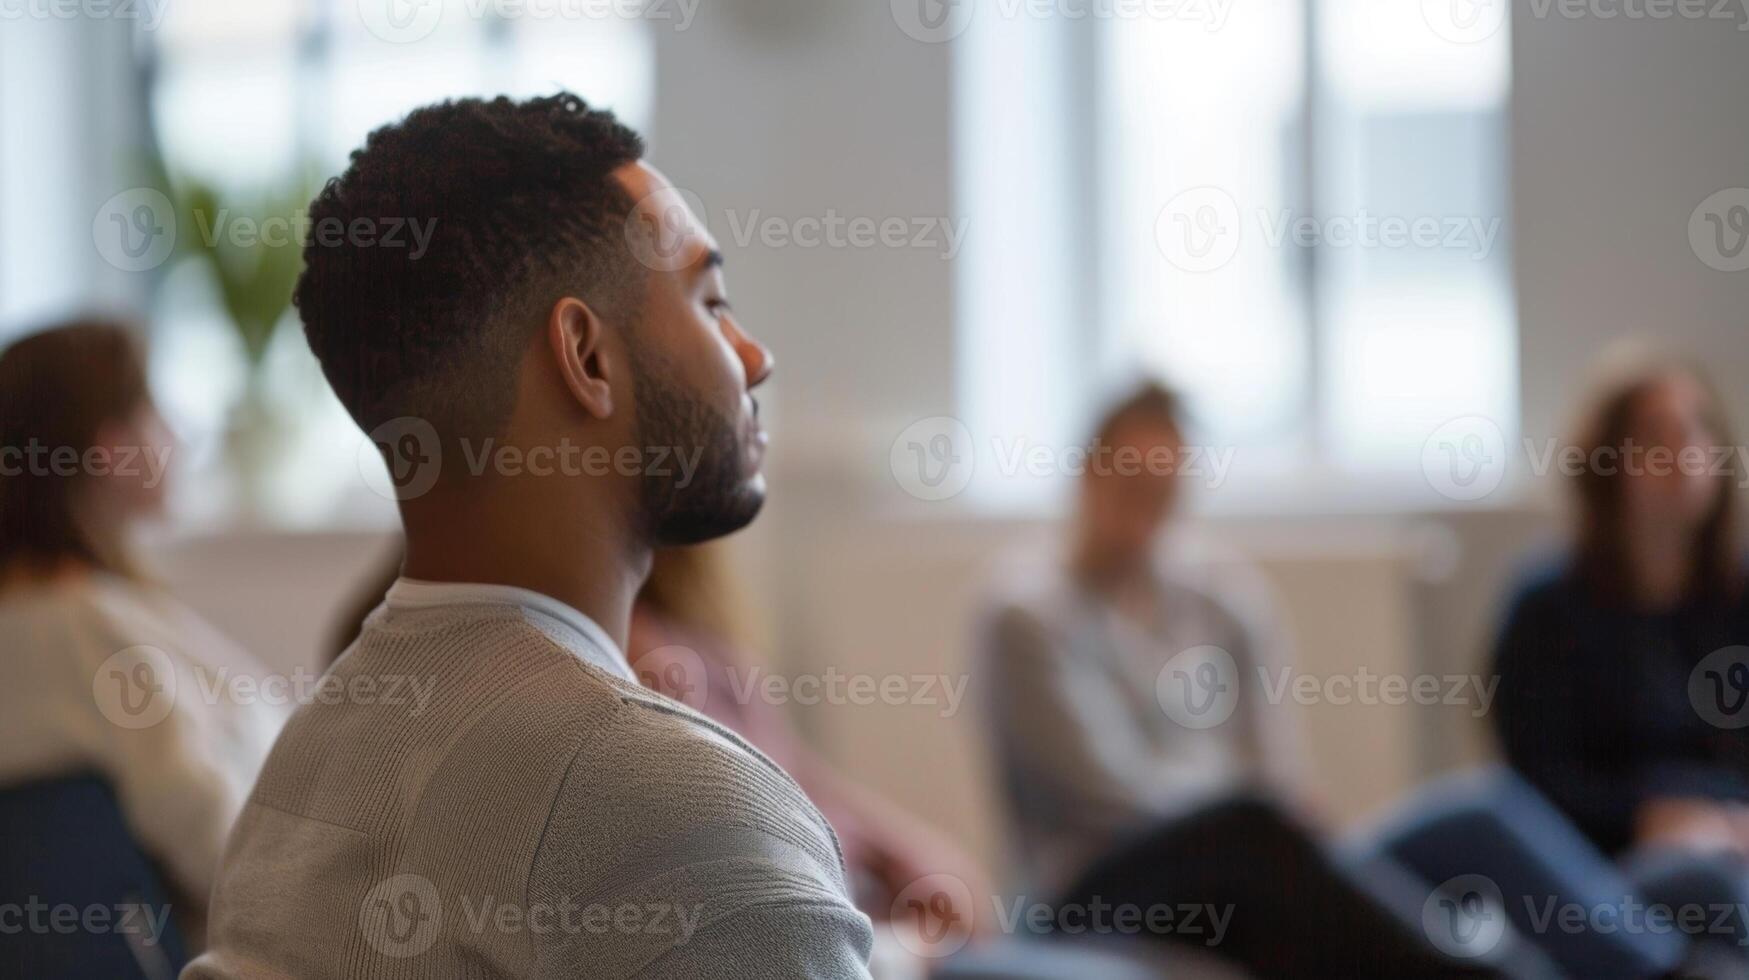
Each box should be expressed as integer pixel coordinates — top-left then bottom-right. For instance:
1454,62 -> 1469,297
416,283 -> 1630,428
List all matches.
184,580 -> 873,979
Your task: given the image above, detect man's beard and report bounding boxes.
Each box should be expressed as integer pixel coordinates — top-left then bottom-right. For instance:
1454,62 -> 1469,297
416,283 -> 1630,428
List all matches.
631,349 -> 765,546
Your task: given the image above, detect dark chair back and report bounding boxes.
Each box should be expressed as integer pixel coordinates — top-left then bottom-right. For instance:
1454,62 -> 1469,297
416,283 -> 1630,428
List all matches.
0,773 -> 187,979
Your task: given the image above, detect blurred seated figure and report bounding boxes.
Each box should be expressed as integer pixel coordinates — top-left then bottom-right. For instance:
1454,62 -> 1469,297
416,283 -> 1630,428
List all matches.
1489,353 -> 1749,965
975,382 -> 1499,978
1493,353 -> 1749,859
629,544 -> 984,940
0,321 -> 289,966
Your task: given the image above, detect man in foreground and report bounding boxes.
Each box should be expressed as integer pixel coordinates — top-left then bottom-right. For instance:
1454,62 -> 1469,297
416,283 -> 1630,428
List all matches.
185,93 -> 873,978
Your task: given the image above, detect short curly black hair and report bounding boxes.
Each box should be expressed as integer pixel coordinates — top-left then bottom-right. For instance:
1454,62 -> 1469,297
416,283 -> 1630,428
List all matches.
295,92 -> 645,440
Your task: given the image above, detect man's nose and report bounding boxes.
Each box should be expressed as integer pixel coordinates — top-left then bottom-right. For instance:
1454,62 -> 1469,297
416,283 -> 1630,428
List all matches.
730,321 -> 774,388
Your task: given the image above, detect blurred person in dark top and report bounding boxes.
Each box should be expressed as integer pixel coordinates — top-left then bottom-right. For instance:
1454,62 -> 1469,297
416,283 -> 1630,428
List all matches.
1493,353 -> 1749,859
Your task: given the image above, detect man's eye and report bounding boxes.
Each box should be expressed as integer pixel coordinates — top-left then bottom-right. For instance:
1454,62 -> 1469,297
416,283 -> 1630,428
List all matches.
705,299 -> 732,316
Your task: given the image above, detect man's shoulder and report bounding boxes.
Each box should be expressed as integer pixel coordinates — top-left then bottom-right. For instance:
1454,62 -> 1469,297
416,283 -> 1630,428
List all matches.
525,690 -> 867,976
200,614 -> 869,980
552,683 -> 834,840
246,611 -> 642,829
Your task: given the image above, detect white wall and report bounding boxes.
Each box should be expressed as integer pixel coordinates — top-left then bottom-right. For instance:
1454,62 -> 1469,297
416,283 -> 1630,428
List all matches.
1513,7 -> 1749,451
649,1 -> 958,463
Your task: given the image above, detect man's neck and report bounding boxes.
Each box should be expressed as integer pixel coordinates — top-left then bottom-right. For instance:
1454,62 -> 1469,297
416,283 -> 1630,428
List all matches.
399,497 -> 650,653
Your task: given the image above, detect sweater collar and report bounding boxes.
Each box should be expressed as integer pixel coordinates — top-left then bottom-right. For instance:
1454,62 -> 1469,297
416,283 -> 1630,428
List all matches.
384,578 -> 635,683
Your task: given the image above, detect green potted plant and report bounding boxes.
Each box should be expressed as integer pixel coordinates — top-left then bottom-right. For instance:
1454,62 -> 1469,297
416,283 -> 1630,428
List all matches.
172,177 -> 310,519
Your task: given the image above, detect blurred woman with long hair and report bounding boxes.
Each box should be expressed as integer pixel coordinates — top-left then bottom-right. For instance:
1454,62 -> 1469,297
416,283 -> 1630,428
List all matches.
0,320 -> 288,925
1492,351 -> 1749,859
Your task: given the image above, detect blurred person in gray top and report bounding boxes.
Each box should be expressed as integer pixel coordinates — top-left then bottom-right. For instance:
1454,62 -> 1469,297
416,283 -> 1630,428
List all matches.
978,388 -> 1305,893
975,383 -> 1499,978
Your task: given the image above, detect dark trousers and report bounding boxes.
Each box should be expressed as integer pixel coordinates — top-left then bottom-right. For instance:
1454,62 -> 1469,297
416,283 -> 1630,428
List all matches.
1055,795 -> 1500,978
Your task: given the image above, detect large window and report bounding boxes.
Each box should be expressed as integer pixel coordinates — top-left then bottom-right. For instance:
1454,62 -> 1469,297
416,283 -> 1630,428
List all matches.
959,0 -> 1514,511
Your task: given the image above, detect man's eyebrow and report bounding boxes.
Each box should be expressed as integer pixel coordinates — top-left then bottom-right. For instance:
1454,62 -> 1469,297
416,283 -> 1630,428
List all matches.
685,249 -> 723,281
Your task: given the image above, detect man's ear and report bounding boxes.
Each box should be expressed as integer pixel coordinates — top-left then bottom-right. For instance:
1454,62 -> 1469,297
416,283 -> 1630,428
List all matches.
546,296 -> 615,420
